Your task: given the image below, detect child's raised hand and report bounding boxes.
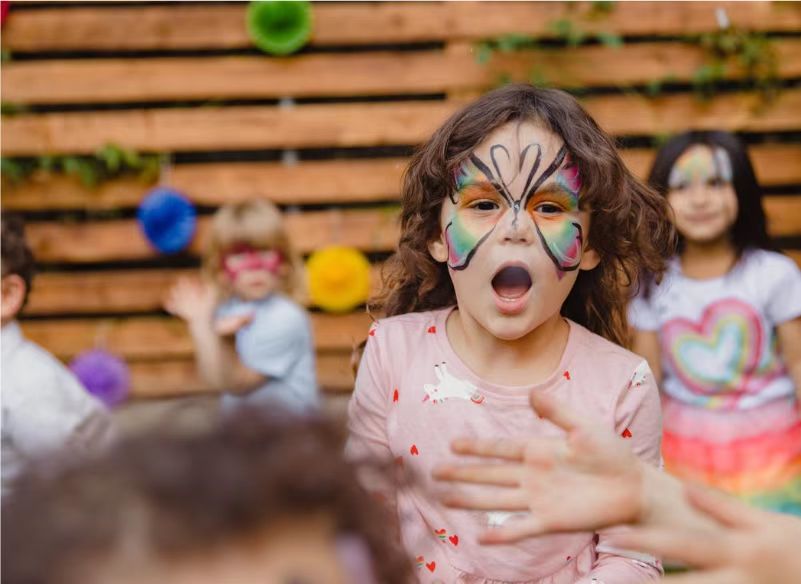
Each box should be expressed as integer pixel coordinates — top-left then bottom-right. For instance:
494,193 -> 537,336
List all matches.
164,277 -> 218,326
608,485 -> 801,584
433,391 -> 645,544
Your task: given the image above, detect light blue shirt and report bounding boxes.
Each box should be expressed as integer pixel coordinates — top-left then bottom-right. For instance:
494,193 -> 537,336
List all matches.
217,293 -> 319,414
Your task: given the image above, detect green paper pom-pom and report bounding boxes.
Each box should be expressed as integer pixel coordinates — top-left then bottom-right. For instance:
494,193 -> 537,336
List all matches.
247,0 -> 312,56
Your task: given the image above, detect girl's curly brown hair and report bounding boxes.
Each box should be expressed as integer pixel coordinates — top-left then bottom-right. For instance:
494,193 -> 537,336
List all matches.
375,84 -> 676,346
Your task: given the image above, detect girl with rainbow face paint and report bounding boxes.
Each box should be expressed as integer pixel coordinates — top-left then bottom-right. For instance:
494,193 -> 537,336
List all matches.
631,130 -> 801,517
347,86 -> 677,584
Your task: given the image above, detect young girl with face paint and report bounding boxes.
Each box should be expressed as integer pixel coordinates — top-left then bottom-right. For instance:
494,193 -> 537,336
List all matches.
346,85 -> 675,583
165,199 -> 319,414
630,131 -> 801,516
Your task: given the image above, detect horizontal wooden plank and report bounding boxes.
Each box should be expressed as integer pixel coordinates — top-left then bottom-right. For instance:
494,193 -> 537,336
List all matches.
26,264 -> 385,316
25,207 -> 401,263
6,39 -> 801,104
2,158 -> 408,211
765,197 -> 801,239
5,89 -> 801,156
5,145 -> 801,212
3,2 -> 800,51
127,352 -> 355,398
20,312 -> 373,361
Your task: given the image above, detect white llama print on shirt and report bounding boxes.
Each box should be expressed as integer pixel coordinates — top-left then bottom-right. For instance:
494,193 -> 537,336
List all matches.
422,363 -> 485,404
630,360 -> 651,388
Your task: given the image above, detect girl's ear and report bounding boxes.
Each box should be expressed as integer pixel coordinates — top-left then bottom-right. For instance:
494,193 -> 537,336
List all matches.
427,234 -> 449,263
579,247 -> 601,271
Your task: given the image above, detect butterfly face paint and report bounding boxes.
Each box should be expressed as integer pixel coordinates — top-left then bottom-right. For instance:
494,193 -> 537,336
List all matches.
445,142 -> 583,276
222,244 -> 283,281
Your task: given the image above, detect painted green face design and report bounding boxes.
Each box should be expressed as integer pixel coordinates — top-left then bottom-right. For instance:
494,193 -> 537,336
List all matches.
445,143 -> 583,274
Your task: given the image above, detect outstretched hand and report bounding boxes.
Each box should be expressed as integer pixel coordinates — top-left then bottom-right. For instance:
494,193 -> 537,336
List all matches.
164,277 -> 218,327
609,485 -> 801,584
433,391 -> 645,544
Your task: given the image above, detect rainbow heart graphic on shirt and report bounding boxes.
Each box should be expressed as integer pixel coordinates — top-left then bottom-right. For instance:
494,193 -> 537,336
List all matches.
662,298 -> 783,399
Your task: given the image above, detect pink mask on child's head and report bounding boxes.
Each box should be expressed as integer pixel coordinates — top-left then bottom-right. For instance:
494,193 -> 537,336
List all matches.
222,244 -> 283,280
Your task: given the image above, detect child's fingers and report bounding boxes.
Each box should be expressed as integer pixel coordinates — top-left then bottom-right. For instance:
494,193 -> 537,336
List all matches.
478,517 -> 546,544
442,488 -> 528,511
608,527 -> 724,568
684,483 -> 757,530
432,463 -> 521,487
662,567 -> 741,584
528,391 -> 583,433
450,437 -> 525,461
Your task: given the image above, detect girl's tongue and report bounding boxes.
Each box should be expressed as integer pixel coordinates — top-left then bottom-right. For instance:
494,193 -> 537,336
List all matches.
491,266 -> 533,299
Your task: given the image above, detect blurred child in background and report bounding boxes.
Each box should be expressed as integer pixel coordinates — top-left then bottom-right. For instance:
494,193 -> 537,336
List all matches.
348,85 -> 674,583
630,131 -> 801,515
3,409 -> 411,584
165,199 -> 319,414
1,215 -> 113,497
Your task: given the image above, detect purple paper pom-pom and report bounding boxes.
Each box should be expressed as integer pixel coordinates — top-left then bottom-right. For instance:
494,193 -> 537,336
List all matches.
70,349 -> 130,407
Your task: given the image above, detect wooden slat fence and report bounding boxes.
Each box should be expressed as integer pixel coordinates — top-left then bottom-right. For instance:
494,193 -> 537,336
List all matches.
3,1 -> 800,399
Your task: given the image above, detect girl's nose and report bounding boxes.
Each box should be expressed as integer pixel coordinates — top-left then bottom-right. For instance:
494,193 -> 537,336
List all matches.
687,183 -> 711,206
499,206 -> 535,244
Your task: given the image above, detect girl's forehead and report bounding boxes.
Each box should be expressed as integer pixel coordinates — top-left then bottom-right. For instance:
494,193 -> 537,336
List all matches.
471,120 -> 564,164
671,144 -> 732,182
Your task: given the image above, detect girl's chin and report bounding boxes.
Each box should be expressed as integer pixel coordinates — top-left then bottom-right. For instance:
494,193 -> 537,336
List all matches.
492,287 -> 532,316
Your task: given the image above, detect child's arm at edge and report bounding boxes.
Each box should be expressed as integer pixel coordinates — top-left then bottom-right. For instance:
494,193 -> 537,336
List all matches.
344,324 -> 399,517
777,316 -> 801,404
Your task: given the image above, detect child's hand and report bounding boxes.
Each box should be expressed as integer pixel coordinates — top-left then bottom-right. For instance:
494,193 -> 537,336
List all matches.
433,391 -> 645,544
164,277 -> 218,327
609,485 -> 801,584
214,313 -> 254,336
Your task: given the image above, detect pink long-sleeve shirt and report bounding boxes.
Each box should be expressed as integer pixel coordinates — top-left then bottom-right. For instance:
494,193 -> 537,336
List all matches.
346,307 -> 663,584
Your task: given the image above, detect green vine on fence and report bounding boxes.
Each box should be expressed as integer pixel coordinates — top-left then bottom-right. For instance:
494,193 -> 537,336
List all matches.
1,144 -> 164,188
473,1 -> 782,106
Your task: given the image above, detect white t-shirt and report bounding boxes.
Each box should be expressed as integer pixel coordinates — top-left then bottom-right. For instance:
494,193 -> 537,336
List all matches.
629,249 -> 801,410
1,321 -> 114,496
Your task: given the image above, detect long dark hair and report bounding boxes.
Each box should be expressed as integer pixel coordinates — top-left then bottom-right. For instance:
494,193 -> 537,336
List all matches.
647,130 -> 775,256
375,84 -> 675,346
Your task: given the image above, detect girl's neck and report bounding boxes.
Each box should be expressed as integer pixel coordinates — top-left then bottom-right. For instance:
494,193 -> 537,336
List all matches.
680,237 -> 737,280
446,308 -> 569,386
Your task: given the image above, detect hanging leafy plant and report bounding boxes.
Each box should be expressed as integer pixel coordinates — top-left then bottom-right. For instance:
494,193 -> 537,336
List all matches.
690,27 -> 779,102
0,144 -> 164,188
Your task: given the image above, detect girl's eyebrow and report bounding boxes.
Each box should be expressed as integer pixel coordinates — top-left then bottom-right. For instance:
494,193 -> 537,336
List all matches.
456,178 -> 497,193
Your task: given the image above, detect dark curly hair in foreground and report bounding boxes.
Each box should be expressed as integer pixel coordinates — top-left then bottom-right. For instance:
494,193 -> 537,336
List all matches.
375,84 -> 676,346
3,411 -> 411,584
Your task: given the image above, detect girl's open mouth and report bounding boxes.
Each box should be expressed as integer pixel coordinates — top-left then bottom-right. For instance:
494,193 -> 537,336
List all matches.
491,265 -> 533,315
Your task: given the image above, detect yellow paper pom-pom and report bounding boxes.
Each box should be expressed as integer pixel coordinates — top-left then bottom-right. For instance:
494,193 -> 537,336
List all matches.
306,246 -> 371,313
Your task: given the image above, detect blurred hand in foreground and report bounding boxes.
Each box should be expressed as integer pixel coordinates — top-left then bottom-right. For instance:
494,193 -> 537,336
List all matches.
609,485 -> 801,584
432,391 -> 646,544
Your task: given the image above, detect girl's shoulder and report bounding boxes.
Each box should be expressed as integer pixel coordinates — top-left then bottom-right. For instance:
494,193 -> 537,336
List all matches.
568,320 -> 649,379
370,308 -> 450,343
740,248 -> 800,277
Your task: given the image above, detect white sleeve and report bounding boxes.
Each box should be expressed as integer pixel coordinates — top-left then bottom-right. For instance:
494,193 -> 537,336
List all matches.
762,253 -> 801,325
628,293 -> 660,332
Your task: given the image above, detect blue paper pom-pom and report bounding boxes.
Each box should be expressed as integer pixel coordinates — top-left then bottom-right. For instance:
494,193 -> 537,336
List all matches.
70,349 -> 130,407
137,187 -> 197,254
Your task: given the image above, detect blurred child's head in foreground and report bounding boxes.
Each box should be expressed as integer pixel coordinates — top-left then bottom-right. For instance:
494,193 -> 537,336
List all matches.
378,84 -> 674,346
647,130 -> 773,256
3,410 -> 410,584
204,199 -> 304,302
1,214 -> 36,325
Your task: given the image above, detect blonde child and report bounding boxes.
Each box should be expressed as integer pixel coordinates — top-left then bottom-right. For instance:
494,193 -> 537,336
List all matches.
630,131 -> 801,515
165,199 -> 318,414
346,85 -> 675,583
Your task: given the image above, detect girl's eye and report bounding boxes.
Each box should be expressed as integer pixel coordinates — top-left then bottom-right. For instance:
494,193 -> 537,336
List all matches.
471,200 -> 499,211
671,182 -> 689,192
707,177 -> 727,187
535,203 -> 563,215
